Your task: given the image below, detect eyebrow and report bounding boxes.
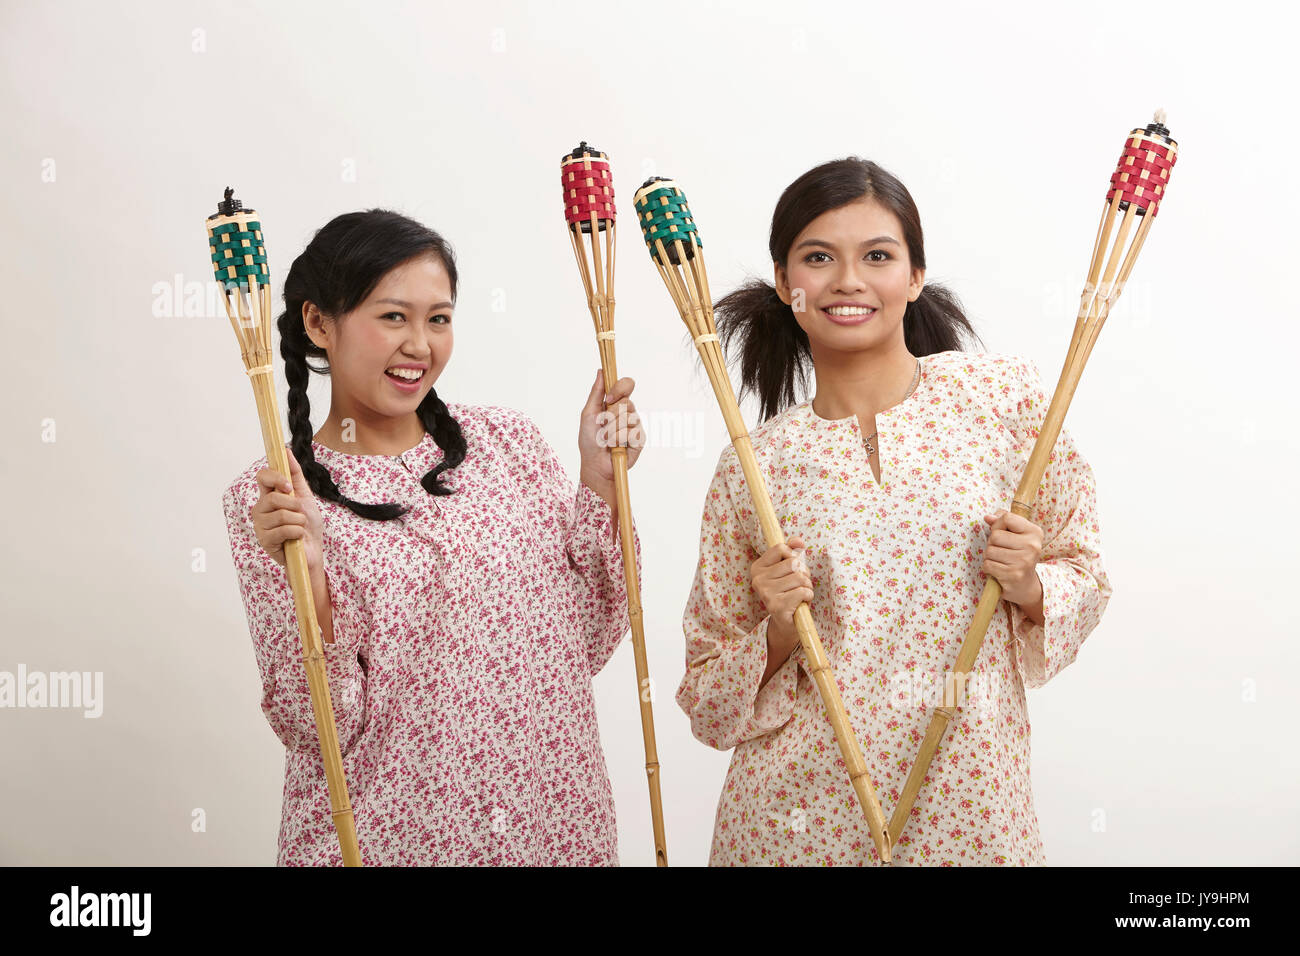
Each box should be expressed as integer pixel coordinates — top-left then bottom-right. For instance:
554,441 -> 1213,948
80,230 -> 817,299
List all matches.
794,236 -> 901,251
375,297 -> 454,310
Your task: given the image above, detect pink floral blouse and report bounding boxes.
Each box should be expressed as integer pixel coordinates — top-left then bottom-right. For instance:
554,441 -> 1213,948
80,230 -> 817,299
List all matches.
676,351 -> 1112,866
221,403 -> 639,866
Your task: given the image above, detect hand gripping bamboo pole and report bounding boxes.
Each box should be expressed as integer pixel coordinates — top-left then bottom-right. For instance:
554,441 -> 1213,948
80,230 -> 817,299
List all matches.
633,178 -> 893,864
888,112 -> 1180,847
561,145 -> 669,866
206,188 -> 362,867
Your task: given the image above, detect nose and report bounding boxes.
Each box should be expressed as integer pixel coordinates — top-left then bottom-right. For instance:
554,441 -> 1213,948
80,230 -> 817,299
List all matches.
831,259 -> 868,295
402,321 -> 435,359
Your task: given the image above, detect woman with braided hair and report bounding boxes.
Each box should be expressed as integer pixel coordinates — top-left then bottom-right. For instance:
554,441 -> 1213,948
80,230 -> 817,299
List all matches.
220,209 -> 645,866
676,157 -> 1112,865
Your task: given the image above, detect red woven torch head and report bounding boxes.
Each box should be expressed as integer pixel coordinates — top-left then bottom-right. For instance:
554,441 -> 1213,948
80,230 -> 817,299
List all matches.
561,141 -> 616,234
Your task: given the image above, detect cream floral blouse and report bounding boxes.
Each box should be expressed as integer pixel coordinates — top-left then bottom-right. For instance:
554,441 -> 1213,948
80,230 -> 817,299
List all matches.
677,350 -> 1112,866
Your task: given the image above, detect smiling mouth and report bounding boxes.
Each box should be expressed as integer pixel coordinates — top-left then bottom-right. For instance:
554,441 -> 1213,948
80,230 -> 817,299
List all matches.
384,368 -> 425,389
821,306 -> 877,324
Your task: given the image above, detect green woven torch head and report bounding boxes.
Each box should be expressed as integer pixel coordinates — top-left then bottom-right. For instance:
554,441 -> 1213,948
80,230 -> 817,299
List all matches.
206,187 -> 269,292
633,177 -> 702,266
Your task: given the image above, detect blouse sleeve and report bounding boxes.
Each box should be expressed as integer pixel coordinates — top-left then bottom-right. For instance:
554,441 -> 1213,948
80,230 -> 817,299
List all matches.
515,413 -> 639,678
1002,357 -> 1114,690
675,448 -> 802,751
221,480 -> 369,757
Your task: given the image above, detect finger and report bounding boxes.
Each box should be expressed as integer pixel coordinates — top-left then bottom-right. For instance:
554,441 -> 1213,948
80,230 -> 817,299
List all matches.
257,468 -> 293,495
270,506 -> 309,527
267,524 -> 306,548
285,447 -> 314,496
771,560 -> 809,583
987,510 -> 1038,535
603,376 -> 635,402
585,370 -> 608,413
263,491 -> 305,514
255,509 -> 308,538
984,545 -> 1020,564
988,528 -> 1032,549
761,542 -> 796,565
987,530 -> 1015,549
998,511 -> 1035,533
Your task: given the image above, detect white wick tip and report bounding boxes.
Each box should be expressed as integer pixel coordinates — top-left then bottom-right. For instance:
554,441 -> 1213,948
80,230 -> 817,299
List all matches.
1154,107 -> 1167,125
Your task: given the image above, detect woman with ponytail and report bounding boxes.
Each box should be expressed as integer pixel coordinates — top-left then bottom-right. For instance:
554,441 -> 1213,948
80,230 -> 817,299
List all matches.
676,158 -> 1112,865
220,210 -> 644,866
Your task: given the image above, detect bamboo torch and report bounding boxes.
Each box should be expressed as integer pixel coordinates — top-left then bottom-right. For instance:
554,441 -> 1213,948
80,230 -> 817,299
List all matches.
561,143 -> 668,867
888,112 -> 1180,847
206,187 -> 362,867
633,177 -> 893,864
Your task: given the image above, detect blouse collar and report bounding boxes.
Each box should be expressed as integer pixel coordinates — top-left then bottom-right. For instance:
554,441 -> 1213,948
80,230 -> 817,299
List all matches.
793,354 -> 930,430
310,430 -> 436,462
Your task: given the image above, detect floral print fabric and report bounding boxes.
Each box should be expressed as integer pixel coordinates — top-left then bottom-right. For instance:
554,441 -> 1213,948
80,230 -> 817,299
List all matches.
222,403 -> 638,865
677,351 -> 1111,865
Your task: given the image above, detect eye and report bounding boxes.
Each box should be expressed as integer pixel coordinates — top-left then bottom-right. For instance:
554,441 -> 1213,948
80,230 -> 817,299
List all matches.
803,251 -> 831,263
381,311 -> 405,322
866,250 -> 891,262
432,314 -> 451,325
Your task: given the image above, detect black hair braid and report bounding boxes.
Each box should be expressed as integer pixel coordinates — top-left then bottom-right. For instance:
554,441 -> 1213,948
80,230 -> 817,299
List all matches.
279,314 -> 410,521
271,207 -> 472,522
415,385 -> 465,496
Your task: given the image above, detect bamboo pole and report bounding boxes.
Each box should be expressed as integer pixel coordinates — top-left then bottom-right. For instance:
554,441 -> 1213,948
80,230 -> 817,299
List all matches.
562,149 -> 669,866
634,179 -> 892,863
889,116 -> 1177,847
207,195 -> 362,867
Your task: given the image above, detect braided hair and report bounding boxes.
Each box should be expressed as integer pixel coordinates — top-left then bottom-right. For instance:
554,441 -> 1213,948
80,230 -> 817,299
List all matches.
714,157 -> 984,422
277,209 -> 468,521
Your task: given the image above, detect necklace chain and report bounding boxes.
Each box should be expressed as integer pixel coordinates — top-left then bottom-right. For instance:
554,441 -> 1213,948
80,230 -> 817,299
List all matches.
863,358 -> 920,456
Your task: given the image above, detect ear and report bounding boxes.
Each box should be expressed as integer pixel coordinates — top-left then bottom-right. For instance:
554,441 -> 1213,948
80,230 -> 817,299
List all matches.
908,267 -> 926,302
773,261 -> 792,306
303,301 -> 330,350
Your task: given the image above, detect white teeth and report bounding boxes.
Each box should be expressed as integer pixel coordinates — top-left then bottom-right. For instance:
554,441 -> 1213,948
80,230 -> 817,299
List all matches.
386,368 -> 423,380
825,306 -> 876,316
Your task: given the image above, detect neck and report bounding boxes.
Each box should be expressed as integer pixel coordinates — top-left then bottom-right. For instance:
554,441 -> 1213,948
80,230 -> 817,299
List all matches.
314,404 -> 426,457
810,339 -> 918,421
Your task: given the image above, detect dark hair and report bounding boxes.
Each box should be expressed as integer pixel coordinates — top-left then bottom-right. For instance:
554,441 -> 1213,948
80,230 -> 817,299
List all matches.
714,157 -> 983,422
277,209 -> 467,521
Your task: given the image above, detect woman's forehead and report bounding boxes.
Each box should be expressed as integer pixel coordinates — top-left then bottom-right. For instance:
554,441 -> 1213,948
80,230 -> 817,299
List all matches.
367,254 -> 453,305
799,198 -> 901,242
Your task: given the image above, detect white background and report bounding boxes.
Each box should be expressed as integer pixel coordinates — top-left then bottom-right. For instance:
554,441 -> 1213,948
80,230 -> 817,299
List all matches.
1,0 -> 1296,865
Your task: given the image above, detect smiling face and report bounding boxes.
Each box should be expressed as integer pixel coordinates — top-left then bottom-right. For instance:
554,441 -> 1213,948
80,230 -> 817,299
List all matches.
305,253 -> 454,422
773,197 -> 923,357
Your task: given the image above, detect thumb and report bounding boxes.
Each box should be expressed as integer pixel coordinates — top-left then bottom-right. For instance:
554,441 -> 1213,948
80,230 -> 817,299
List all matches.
284,445 -> 309,492
585,369 -> 606,411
